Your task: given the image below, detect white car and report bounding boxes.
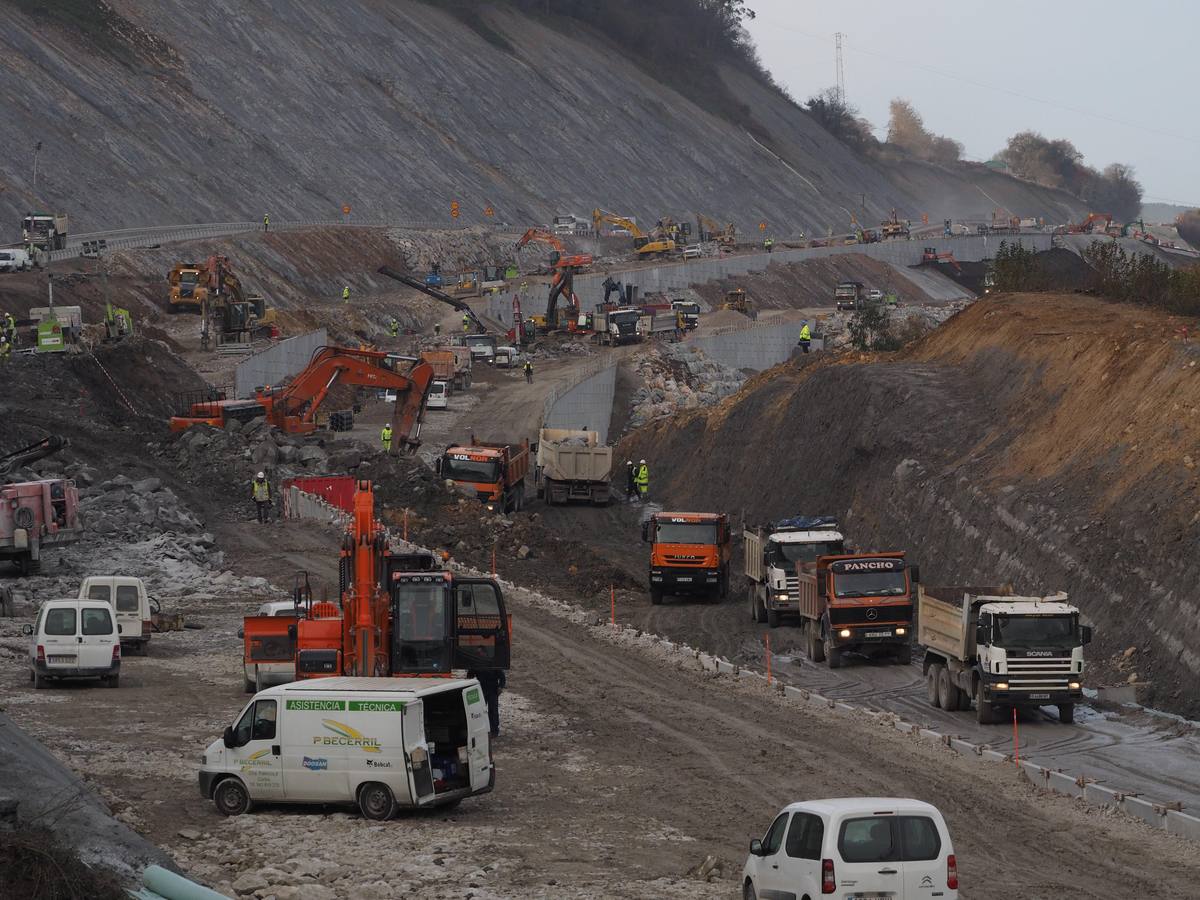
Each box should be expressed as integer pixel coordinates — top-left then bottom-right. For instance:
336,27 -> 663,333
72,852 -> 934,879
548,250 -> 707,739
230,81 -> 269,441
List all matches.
742,798 -> 957,900
0,248 -> 33,272
682,244 -> 703,259
24,598 -> 122,688
867,289 -> 884,302
426,380 -> 449,410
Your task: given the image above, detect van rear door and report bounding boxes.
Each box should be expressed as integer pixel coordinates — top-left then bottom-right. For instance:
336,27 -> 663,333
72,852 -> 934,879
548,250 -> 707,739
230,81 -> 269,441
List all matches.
402,699 -> 436,804
113,584 -> 142,640
41,605 -> 78,668
78,605 -> 116,669
462,683 -> 493,792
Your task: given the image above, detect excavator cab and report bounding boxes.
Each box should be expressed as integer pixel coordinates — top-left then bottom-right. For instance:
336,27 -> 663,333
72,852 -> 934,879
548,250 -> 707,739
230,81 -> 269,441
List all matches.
388,568 -> 511,675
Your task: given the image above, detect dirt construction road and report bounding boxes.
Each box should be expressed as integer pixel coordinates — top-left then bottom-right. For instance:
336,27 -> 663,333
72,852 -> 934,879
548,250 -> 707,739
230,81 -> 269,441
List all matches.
5,514 -> 1200,899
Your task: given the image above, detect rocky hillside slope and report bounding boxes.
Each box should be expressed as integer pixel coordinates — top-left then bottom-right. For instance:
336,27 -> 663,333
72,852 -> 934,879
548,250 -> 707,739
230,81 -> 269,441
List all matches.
623,294 -> 1200,718
0,0 -> 1086,237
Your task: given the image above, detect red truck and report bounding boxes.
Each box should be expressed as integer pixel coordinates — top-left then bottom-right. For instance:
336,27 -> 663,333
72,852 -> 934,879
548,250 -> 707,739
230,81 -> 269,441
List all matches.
795,552 -> 916,669
438,437 -> 530,512
1,479 -> 80,574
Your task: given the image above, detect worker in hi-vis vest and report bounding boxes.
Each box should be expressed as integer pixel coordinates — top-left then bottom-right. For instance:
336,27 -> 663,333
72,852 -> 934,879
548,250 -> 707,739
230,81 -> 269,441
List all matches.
381,423 -> 394,453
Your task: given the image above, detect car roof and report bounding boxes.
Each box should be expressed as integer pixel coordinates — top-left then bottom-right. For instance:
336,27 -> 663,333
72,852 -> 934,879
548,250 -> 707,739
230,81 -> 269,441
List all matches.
43,597 -> 112,607
783,798 -> 944,818
263,676 -> 476,697
258,600 -> 298,612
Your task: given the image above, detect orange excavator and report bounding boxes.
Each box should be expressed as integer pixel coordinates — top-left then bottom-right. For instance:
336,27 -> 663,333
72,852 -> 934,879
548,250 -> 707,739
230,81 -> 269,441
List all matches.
169,346 -> 434,444
1067,212 -> 1113,234
512,227 -> 593,270
245,481 -> 511,680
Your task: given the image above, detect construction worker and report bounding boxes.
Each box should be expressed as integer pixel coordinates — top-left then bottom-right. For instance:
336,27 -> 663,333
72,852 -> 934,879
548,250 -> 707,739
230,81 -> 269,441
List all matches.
468,668 -> 506,737
523,359 -> 533,384
3,311 -> 14,344
389,317 -> 399,338
625,460 -> 636,499
798,320 -> 812,354
263,213 -> 269,232
634,459 -> 649,502
462,313 -> 471,333
0,334 -> 10,364
763,237 -> 774,253
342,285 -> 351,304
251,472 -> 272,524
434,321 -> 441,337
381,423 -> 394,453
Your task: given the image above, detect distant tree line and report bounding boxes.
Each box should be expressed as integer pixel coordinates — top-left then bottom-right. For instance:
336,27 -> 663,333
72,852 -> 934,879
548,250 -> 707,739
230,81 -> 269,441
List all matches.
997,132 -> 1142,221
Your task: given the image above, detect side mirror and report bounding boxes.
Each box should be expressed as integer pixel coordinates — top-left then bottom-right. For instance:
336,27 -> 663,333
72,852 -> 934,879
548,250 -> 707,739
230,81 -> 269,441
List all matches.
908,564 -> 920,585
641,522 -> 650,543
287,623 -> 298,640
1080,625 -> 1093,646
975,623 -> 989,646
434,458 -> 443,476
21,624 -> 33,636
223,726 -> 236,748
750,839 -> 764,857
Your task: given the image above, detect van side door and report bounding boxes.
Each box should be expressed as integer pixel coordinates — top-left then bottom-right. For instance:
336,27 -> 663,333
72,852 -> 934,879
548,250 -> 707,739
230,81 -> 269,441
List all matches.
898,814 -> 952,899
748,812 -> 791,895
462,684 -> 492,792
780,811 -> 824,895
229,699 -> 284,800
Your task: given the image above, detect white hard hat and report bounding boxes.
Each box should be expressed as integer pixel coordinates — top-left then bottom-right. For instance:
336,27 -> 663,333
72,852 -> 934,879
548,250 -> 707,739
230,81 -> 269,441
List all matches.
639,459 -> 646,464
256,471 -> 265,479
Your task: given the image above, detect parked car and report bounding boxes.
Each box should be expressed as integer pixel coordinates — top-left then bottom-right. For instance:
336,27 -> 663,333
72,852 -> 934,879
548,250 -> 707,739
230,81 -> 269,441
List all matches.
426,380 -> 449,410
493,346 -> 518,368
78,575 -> 154,655
0,248 -> 33,272
742,798 -> 957,900
682,244 -> 703,259
867,288 -> 884,302
24,598 -> 122,688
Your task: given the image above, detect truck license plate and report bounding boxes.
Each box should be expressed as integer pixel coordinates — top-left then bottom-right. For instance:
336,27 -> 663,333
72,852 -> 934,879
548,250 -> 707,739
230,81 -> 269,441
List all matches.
676,577 -> 692,582
865,631 -> 891,638
1030,693 -> 1050,700
48,655 -> 76,663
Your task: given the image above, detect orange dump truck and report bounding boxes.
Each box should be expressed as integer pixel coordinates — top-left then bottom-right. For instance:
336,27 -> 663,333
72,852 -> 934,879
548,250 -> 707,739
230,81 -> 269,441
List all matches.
795,552 -> 916,669
420,347 -> 473,391
438,438 -> 530,512
641,511 -> 731,605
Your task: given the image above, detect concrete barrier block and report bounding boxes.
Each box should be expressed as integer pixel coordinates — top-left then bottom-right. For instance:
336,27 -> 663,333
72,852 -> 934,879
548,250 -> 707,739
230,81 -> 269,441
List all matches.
1121,795 -> 1166,828
1166,810 -> 1200,841
1046,770 -> 1085,798
1084,783 -> 1121,807
981,749 -> 1008,764
917,728 -> 942,743
949,739 -> 977,756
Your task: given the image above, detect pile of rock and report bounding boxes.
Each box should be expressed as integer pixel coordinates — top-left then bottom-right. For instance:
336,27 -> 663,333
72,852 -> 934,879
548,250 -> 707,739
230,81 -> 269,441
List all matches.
627,343 -> 746,428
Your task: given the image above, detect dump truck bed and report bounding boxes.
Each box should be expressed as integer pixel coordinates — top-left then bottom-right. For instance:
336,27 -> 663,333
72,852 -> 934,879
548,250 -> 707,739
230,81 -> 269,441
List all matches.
536,429 -> 612,483
917,584 -> 1012,662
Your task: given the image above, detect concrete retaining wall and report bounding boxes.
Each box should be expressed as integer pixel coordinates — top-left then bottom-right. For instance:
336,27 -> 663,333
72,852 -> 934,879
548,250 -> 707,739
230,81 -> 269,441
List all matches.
688,321 -> 817,372
543,364 -> 616,442
575,233 -> 1051,307
234,329 -> 328,399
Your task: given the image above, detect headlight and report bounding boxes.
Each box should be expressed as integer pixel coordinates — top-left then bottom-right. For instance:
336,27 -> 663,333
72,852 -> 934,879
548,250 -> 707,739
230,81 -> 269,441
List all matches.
995,682 -> 1009,690
838,628 -> 851,638
896,627 -> 906,636
1069,681 -> 1081,690
774,593 -> 788,601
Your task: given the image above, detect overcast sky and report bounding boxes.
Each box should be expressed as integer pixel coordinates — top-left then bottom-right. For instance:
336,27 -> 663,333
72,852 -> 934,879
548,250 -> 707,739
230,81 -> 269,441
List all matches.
744,1 -> 1198,208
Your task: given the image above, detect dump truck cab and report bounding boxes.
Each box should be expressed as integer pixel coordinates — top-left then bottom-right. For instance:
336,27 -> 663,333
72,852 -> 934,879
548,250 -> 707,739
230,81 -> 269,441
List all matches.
438,440 -> 530,512
744,516 -> 844,627
642,511 -> 731,604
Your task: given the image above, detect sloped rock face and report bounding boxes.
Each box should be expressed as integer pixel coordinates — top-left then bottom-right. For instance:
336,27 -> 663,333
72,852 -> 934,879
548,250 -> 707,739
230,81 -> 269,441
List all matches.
0,1 -> 1084,235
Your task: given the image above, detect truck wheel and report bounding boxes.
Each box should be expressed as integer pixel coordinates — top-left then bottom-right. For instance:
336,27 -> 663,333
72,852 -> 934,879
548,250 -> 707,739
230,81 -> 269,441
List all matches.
1057,703 -> 1075,725
824,637 -> 843,669
244,676 -> 256,694
747,588 -> 757,622
718,571 -> 729,601
104,673 -> 120,689
650,588 -> 663,606
895,643 -> 912,665
358,782 -> 397,821
753,590 -> 767,624
926,664 -> 943,707
213,778 -> 251,816
766,608 -> 780,629
33,670 -> 46,690
255,669 -> 266,693
975,682 -> 997,725
810,625 -> 826,662
937,667 -> 958,711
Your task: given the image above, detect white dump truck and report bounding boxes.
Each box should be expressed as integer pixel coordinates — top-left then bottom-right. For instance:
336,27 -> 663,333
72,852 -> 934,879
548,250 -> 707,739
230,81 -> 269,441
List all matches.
534,428 -> 612,505
917,585 -> 1091,724
744,516 -> 844,627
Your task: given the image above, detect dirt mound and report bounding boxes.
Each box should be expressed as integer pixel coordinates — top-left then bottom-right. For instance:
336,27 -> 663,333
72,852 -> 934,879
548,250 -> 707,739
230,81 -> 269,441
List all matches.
621,293 -> 1200,716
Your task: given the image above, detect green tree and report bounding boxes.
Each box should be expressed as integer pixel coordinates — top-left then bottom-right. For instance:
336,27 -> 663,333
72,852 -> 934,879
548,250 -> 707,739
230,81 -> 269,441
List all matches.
847,303 -> 894,351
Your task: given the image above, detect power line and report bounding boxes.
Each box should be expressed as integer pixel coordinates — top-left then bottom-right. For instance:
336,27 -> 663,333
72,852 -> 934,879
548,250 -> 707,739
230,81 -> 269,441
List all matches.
754,17 -> 1199,147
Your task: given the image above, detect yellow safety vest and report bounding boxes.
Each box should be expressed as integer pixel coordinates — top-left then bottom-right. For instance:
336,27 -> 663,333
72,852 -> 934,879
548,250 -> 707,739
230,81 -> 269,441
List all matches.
799,325 -> 811,341
342,287 -> 350,300
634,465 -> 649,486
381,427 -> 393,443
252,480 -> 270,501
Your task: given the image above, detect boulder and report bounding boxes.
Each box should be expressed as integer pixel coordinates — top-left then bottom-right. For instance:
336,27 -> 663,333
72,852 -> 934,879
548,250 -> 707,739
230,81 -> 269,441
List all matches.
133,477 -> 162,495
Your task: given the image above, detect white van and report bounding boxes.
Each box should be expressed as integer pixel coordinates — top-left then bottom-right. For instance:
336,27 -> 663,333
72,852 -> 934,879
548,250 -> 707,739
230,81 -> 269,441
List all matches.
23,599 -> 122,688
742,798 -> 958,900
493,346 -> 517,368
426,380 -> 449,410
200,677 -> 493,818
79,576 -> 153,654
0,248 -> 33,272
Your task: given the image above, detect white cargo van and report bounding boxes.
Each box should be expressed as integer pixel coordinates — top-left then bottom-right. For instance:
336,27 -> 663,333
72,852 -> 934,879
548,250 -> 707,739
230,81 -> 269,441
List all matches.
23,598 -> 122,688
200,677 -> 493,818
743,797 -> 958,900
79,576 -> 153,654
0,248 -> 33,272
426,380 -> 449,410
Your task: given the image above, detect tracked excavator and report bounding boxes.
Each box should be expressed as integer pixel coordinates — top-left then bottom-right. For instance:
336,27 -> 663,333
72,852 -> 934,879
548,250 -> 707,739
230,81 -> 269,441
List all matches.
169,347 -> 434,445
512,228 -> 593,270
592,209 -> 676,257
242,481 -> 511,681
377,266 -> 487,333
696,213 -> 736,247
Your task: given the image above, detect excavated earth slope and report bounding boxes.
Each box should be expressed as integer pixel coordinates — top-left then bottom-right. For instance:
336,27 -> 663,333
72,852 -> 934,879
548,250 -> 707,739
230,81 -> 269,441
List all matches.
625,293 -> 1200,717
0,1 -> 1086,234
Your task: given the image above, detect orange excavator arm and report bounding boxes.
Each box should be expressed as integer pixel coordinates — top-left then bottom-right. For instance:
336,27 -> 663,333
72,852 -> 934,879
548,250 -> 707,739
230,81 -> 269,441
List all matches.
257,346 -> 433,442
514,227 -> 566,254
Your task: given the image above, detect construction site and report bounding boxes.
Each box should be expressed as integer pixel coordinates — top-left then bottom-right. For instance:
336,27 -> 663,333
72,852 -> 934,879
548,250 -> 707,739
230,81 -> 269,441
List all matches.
3,2 -> 1200,899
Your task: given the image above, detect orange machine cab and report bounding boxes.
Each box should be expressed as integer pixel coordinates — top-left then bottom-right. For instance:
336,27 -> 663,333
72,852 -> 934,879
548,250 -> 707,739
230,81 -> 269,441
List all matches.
437,438 -> 530,513
642,511 -> 731,604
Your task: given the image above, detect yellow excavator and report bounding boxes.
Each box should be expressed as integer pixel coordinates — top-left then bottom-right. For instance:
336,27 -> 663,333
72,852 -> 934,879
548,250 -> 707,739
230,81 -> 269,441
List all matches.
592,208 -> 676,258
696,213 -> 736,247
